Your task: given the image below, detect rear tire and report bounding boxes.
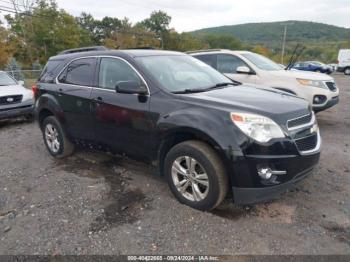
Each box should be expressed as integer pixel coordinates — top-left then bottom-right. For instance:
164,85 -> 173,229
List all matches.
345,68 -> 350,75
164,140 -> 228,211
42,116 -> 74,158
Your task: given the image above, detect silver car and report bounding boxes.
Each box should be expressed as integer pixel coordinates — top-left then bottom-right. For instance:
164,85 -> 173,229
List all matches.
0,71 -> 34,120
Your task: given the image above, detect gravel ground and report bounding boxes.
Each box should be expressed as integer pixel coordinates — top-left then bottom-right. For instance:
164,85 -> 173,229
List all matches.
0,74 -> 349,255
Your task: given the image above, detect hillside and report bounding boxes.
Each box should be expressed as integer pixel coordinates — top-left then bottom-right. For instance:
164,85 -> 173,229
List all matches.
191,21 -> 350,46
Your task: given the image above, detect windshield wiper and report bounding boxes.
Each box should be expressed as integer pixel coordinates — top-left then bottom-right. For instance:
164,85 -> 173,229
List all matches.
173,82 -> 237,94
172,88 -> 208,94
285,44 -> 305,70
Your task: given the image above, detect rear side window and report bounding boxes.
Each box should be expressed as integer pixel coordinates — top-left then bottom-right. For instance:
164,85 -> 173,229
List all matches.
39,59 -> 63,83
217,54 -> 246,74
58,58 -> 96,86
98,57 -> 142,90
193,55 -> 216,68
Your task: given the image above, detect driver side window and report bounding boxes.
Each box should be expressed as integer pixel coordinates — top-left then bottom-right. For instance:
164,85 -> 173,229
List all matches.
98,57 -> 142,90
217,54 -> 246,74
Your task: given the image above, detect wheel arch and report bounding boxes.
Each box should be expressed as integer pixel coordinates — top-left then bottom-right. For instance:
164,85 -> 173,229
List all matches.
157,127 -> 229,178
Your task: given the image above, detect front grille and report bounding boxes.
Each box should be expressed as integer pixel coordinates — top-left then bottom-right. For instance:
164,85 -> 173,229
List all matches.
295,134 -> 318,152
0,95 -> 23,105
325,81 -> 337,92
287,114 -> 313,129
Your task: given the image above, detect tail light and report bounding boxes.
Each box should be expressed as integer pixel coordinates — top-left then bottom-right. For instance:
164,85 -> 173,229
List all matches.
32,84 -> 39,99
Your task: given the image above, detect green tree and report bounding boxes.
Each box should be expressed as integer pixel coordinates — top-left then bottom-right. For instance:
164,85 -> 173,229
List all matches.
201,34 -> 242,50
0,23 -> 13,68
164,31 -> 207,51
5,0 -> 92,65
139,10 -> 171,48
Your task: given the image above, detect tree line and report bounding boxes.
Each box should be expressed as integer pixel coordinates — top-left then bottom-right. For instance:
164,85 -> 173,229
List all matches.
0,0 -> 246,70
1,0 -> 347,71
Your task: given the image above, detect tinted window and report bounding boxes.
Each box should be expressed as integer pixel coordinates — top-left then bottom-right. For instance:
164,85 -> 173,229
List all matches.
217,54 -> 246,74
58,58 -> 96,86
194,54 -> 216,68
98,57 -> 142,90
39,59 -> 63,83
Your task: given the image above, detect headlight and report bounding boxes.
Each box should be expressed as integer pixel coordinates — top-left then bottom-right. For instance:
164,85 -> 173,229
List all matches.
231,112 -> 285,143
297,79 -> 326,88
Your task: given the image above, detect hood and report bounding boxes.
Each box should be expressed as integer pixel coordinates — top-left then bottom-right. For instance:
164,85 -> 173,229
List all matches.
0,85 -> 32,97
270,69 -> 333,81
183,84 -> 310,124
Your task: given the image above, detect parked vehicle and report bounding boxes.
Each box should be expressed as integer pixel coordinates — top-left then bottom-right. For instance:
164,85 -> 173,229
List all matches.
190,50 -> 339,112
293,61 -> 333,74
35,48 -> 321,211
327,64 -> 338,72
337,49 -> 350,75
0,71 -> 34,120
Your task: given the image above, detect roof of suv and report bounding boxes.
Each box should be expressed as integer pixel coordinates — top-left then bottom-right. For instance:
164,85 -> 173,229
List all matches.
50,49 -> 184,61
188,49 -> 252,56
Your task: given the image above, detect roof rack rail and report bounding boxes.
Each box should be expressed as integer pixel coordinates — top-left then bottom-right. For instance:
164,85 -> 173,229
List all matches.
186,49 -> 225,54
58,46 -> 109,55
125,47 -> 156,50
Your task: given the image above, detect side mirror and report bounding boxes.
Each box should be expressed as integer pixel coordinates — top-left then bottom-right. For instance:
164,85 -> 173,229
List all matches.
115,81 -> 148,95
236,66 -> 252,75
18,80 -> 25,86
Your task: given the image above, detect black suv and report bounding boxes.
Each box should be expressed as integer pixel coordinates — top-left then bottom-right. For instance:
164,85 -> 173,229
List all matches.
35,47 -> 321,211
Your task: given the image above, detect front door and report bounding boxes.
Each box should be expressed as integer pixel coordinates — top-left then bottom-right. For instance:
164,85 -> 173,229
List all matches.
216,54 -> 258,84
91,57 -> 152,160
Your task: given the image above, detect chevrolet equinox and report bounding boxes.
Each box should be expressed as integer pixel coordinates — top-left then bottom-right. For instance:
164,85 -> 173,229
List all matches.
34,47 -> 321,211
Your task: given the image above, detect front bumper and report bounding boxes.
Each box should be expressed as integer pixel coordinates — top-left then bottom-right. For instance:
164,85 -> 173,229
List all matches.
233,167 -> 314,205
0,104 -> 34,120
313,96 -> 339,112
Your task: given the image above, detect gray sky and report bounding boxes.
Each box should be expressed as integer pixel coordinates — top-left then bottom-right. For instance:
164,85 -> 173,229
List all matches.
2,0 -> 350,31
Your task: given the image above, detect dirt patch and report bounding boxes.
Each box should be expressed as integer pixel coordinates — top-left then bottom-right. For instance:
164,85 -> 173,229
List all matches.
255,202 -> 297,224
58,154 -> 152,232
323,223 -> 350,246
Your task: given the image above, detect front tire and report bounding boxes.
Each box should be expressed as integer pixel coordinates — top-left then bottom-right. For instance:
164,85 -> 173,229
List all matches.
164,140 -> 228,211
42,116 -> 74,158
345,68 -> 350,75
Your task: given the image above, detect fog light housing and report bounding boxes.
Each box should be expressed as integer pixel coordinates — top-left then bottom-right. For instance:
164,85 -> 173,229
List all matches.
258,167 -> 287,180
313,95 -> 327,105
258,168 -> 273,180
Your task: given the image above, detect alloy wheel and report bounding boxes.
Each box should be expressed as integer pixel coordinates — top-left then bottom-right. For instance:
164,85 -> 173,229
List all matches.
45,123 -> 60,153
171,156 -> 209,202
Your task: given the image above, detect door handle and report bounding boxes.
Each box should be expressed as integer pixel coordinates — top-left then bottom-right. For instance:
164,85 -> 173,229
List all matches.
95,96 -> 103,101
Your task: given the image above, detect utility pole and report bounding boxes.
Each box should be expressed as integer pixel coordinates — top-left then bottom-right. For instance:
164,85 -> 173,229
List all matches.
281,22 -> 294,65
281,25 -> 287,65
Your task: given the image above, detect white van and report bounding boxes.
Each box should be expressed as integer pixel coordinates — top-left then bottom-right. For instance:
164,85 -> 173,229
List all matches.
190,50 -> 339,112
338,49 -> 350,75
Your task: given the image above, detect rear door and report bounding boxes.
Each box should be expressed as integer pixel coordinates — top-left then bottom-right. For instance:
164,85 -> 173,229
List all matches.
91,57 -> 152,159
56,57 -> 97,140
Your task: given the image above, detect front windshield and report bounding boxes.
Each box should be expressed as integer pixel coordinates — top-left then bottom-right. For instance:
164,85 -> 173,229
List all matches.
136,55 -> 231,93
0,72 -> 17,86
242,53 -> 282,71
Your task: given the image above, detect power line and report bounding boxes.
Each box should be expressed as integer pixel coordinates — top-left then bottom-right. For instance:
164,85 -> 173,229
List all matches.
0,5 -> 54,19
0,0 -> 35,10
